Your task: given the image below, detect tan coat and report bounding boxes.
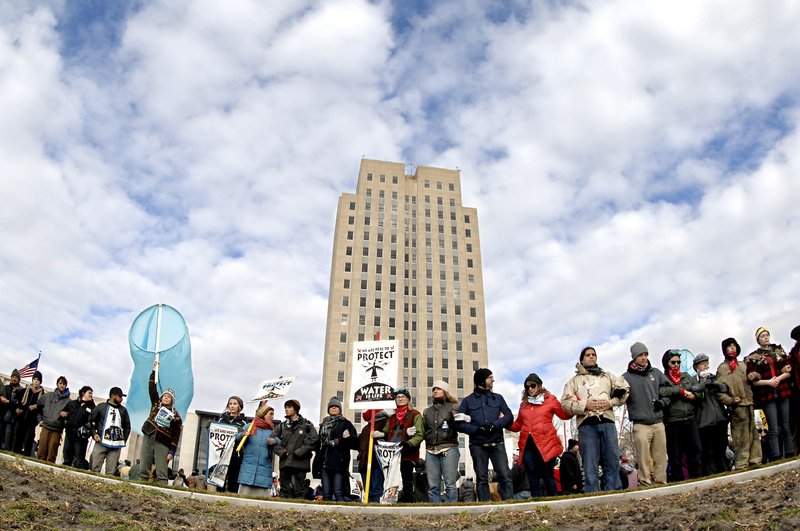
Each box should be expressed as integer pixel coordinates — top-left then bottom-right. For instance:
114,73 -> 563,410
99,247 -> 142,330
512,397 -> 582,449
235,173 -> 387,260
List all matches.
716,360 -> 754,407
561,363 -> 629,428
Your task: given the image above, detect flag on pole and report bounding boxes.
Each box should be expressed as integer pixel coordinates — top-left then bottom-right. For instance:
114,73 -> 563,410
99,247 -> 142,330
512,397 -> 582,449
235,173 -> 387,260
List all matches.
18,353 -> 41,379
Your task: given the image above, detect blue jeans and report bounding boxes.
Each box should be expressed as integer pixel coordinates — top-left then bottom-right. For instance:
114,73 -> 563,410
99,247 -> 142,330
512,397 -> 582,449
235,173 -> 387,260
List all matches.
360,459 -> 384,503
578,421 -> 622,493
469,443 -> 513,501
763,397 -> 793,460
425,448 -> 460,503
321,468 -> 347,501
522,436 -> 557,497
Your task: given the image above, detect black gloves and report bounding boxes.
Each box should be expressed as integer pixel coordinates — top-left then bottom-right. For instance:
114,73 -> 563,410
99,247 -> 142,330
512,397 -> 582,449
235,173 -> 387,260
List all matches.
690,382 -> 706,393
477,424 -> 497,435
652,399 -> 665,412
610,388 -> 627,399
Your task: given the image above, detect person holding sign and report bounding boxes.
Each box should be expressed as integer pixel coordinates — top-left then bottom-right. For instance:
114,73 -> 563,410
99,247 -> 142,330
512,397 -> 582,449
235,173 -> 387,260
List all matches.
235,403 -> 280,498
217,396 -> 247,493
138,361 -> 183,484
318,397 -> 358,501
89,386 -> 131,474
374,387 -> 424,503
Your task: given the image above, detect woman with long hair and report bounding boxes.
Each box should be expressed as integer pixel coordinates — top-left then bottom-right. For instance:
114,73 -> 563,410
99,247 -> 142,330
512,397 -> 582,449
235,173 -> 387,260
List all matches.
218,396 -> 246,492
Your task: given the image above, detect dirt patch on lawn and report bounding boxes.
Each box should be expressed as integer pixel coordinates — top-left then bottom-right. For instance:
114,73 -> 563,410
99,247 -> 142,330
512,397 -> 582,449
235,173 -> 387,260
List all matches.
1,454 -> 800,529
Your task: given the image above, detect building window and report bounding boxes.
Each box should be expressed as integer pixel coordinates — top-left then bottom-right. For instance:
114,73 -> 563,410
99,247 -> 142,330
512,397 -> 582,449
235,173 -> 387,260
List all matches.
337,370 -> 345,382
348,216 -> 355,225
344,262 -> 351,272
363,231 -> 370,240
470,307 -> 477,318
455,322 -> 461,333
467,258 -> 474,268
442,339 -> 448,350
374,316 -> 380,326
380,174 -> 386,182
366,188 -> 372,197
457,359 -> 463,370
340,332 -> 347,343
436,181 -> 442,190
389,317 -> 395,328
472,342 -> 479,353
465,229 -> 471,238
469,290 -> 476,301
360,297 -> 367,307
464,215 -> 470,223
367,173 -> 373,181
457,378 -> 464,389
339,351 -> 346,363
346,246 -> 352,256
428,376 -> 434,387
375,299 -> 381,308
365,217 -> 371,226
449,183 -> 455,191
343,279 -> 350,289
442,358 -> 449,369
376,264 -> 382,274
360,279 -> 367,290
456,340 -> 462,351
342,296 -> 349,307
424,180 -> 430,188
390,282 -> 396,292
349,202 -> 356,210
473,361 -> 479,371
471,324 -> 478,334
362,263 -> 369,273
341,314 -> 348,325
427,358 -> 434,368
363,247 -> 369,257
337,391 -> 344,401
358,333 -> 365,341
427,320 -> 433,331
347,231 -> 353,240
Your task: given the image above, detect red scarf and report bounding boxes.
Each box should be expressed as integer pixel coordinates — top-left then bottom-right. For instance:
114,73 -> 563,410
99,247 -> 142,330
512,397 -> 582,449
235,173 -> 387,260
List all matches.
668,367 -> 682,384
395,405 -> 408,426
724,354 -> 738,371
253,416 -> 273,432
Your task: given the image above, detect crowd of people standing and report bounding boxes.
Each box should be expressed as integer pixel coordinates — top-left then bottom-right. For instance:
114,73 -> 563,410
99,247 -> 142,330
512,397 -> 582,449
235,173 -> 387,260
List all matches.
2,324 -> 800,504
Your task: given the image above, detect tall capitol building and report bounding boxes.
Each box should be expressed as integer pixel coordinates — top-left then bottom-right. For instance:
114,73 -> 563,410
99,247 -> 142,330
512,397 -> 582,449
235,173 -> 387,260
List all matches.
320,159 -> 489,472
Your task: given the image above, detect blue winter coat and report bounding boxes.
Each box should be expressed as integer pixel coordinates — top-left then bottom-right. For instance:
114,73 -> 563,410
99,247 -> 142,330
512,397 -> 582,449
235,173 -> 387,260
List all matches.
236,423 -> 280,488
456,389 -> 513,445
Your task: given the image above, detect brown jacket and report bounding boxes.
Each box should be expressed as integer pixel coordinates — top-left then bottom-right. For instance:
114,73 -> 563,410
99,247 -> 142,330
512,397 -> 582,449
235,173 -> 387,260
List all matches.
716,360 -> 754,407
141,371 -> 183,454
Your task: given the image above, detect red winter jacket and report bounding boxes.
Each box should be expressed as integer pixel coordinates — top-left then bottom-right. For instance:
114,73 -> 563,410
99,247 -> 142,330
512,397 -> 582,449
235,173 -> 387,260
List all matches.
509,391 -> 572,464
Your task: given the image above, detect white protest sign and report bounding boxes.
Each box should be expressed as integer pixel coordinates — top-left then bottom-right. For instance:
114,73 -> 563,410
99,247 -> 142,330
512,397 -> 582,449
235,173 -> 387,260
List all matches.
206,422 -> 240,487
375,440 -> 403,504
348,340 -> 399,410
251,376 -> 296,402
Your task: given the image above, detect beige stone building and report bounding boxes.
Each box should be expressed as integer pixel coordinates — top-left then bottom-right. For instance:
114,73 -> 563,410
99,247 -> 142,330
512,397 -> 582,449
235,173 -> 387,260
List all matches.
320,158 -> 490,476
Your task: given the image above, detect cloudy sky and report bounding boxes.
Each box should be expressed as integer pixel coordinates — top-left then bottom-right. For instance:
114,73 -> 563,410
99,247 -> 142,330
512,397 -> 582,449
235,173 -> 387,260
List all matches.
2,0 -> 799,424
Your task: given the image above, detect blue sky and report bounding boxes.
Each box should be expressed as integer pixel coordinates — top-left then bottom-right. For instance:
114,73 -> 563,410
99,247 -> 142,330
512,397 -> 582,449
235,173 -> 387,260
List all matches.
2,0 -> 800,423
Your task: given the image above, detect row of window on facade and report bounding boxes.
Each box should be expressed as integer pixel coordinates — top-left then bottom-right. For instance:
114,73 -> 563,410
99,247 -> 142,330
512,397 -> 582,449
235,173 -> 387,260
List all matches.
363,172 -> 458,193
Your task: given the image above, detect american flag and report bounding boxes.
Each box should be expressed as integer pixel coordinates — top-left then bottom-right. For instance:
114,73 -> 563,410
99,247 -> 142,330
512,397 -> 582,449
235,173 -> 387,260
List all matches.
18,354 -> 41,379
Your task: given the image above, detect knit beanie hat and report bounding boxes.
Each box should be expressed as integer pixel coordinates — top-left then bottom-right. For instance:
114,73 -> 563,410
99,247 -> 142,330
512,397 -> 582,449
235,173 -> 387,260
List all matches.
327,396 -> 343,412
630,342 -> 648,359
162,388 -> 176,402
567,439 -> 579,450
432,380 -> 457,403
755,326 -> 770,340
284,399 -> 301,412
256,402 -> 274,419
524,373 -> 542,386
721,337 -> 741,356
791,326 -> 800,342
394,387 -> 412,401
473,368 -> 493,388
33,370 -> 43,382
11,368 -> 20,379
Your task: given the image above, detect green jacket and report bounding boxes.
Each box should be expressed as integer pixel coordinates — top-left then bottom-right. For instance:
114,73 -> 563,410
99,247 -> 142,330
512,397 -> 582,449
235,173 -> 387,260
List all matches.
659,373 -> 703,423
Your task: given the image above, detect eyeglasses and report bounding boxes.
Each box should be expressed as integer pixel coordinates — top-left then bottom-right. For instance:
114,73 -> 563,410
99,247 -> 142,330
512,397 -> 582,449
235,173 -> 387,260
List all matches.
668,360 -> 681,366
525,383 -> 538,389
